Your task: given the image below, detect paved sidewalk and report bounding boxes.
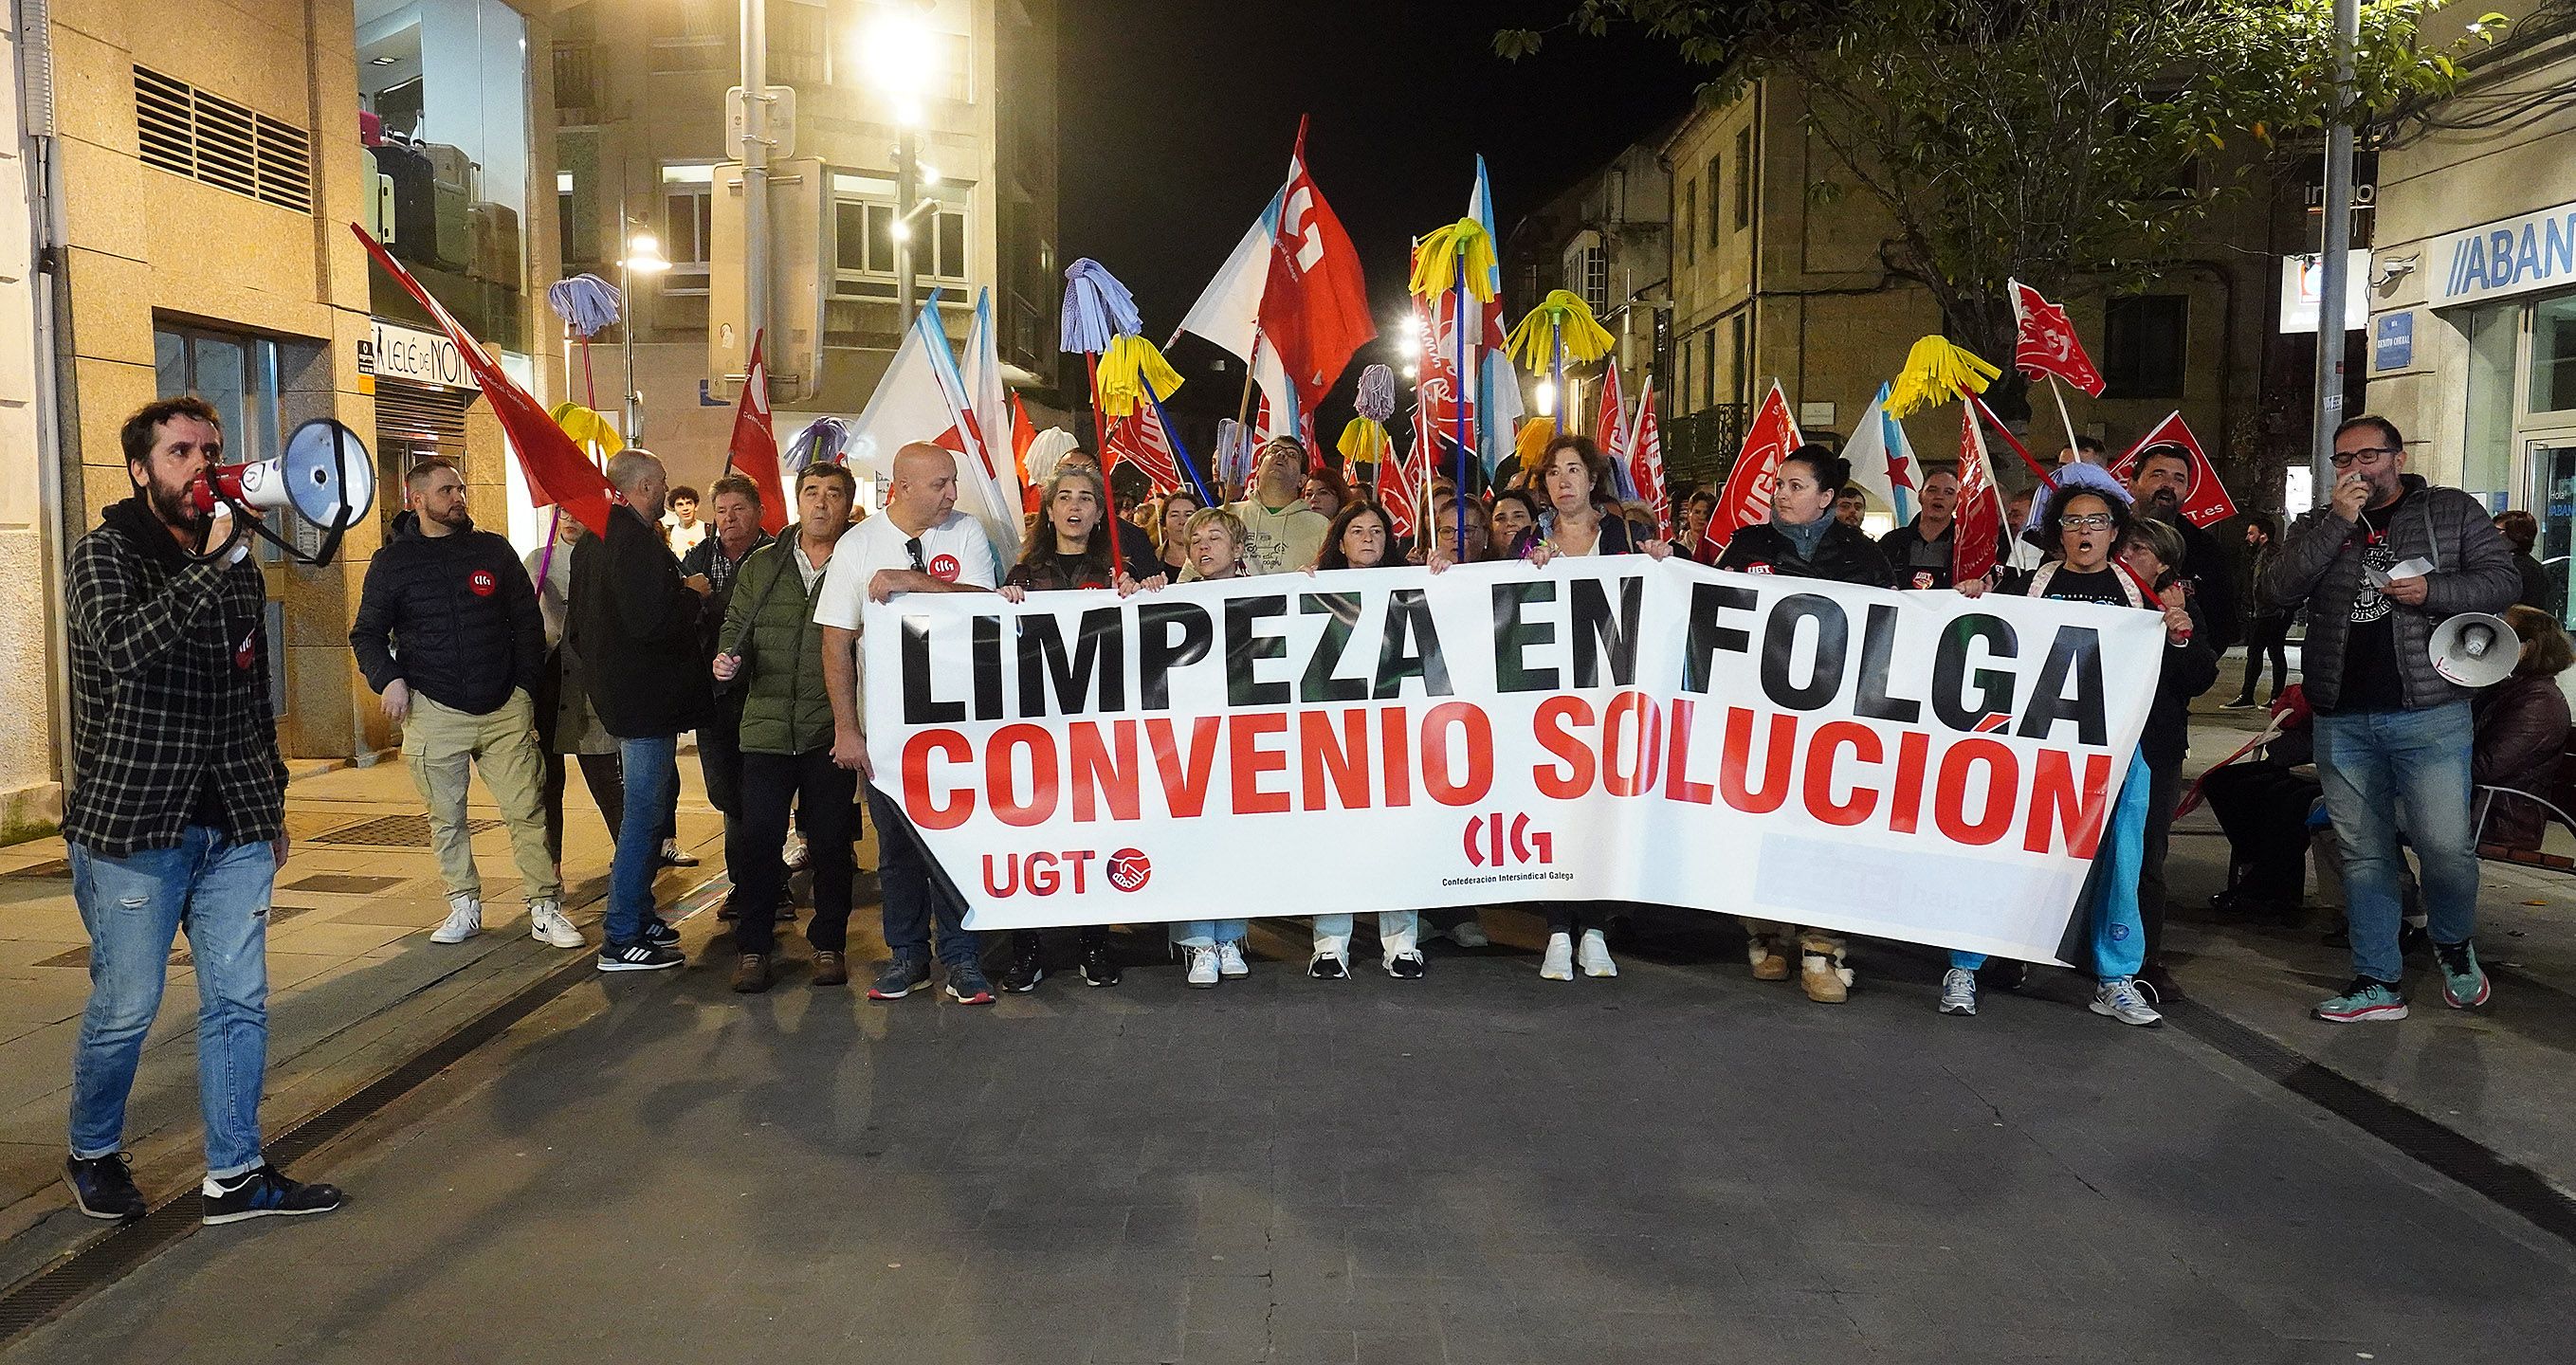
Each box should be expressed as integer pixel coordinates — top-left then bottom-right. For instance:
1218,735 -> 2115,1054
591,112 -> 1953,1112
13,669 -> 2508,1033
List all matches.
0,749 -> 730,1248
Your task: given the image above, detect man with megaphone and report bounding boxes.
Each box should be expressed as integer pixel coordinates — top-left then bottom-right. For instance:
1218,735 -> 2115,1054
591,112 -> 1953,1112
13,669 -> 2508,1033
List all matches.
349,457 -> 580,953
2262,415 -> 2522,1026
58,396 -> 344,1227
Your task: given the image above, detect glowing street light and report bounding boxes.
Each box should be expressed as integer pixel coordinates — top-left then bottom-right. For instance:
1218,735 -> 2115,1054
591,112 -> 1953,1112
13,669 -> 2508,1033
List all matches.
1534,379 -> 1558,418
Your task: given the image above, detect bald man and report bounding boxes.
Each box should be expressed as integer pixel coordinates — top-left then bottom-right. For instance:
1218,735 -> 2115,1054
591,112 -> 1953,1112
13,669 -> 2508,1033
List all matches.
811,443 -> 1001,1004
570,448 -> 711,973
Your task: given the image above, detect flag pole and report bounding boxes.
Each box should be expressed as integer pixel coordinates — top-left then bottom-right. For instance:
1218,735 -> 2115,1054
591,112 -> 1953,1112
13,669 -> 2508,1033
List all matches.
1142,374 -> 1217,507
1452,261 -> 1471,560
1234,327 -> 1263,446
2048,374 -> 2083,468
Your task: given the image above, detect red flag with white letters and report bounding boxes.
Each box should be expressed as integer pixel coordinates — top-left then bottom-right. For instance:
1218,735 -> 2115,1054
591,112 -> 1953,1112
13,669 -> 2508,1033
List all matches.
1258,122 -> 1375,404
1954,406 -> 2005,585
2009,279 -> 2107,397
1626,379 -> 1669,534
2108,410 -> 2239,529
1698,381 -> 1800,558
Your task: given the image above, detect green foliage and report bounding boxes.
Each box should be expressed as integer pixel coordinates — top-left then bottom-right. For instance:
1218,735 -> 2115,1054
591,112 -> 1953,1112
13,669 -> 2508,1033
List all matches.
1506,0 -> 2490,359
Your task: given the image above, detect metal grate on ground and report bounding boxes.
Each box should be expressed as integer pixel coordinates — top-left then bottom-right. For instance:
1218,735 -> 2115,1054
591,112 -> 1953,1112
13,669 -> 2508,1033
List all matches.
305,815 -> 498,847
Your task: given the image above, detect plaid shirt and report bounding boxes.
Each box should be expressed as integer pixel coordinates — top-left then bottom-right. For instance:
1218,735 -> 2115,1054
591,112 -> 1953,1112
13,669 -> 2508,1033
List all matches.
679,528 -> 769,596
63,500 -> 287,857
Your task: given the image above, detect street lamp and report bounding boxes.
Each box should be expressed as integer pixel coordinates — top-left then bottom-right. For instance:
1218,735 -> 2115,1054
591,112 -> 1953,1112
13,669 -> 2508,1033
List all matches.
620,226 -> 670,441
1535,379 -> 1558,419
863,6 -> 938,319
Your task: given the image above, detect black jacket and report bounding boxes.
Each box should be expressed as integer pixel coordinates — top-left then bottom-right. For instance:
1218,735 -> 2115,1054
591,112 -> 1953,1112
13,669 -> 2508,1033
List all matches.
1715,519 -> 1894,587
569,505 -> 711,738
2167,513 -> 2241,650
350,512 -> 544,716
2260,475 -> 2521,712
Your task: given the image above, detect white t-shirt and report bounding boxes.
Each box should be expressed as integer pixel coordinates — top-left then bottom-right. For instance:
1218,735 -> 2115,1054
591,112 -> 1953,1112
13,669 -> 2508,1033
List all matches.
666,518 -> 707,557
811,509 -> 998,630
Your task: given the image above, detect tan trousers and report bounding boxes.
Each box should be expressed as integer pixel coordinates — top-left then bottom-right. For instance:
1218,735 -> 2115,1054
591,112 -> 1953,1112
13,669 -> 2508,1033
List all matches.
402,690 -> 560,903
1740,919 -> 1846,958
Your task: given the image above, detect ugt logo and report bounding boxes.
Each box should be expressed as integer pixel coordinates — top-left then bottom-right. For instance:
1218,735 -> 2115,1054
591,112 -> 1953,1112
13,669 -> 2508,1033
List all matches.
1462,812 -> 1553,868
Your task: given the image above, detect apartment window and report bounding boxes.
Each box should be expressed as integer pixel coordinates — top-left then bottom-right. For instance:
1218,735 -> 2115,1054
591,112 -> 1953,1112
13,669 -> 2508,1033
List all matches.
1677,337 -> 1691,412
831,172 -> 971,297
557,171 -> 575,265
662,163 -> 715,292
650,0 -> 730,72
1681,181 -> 1697,266
1704,328 -> 1720,410
1726,313 -> 1751,408
768,0 -> 829,85
1705,155 -> 1723,246
1732,129 -> 1754,230
2102,295 -> 2188,399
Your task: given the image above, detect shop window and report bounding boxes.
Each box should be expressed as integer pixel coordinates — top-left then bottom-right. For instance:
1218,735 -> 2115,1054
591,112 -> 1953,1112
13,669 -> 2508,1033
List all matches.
2102,295 -> 2187,399
358,0 -> 532,347
2463,301 -> 2517,502
2531,294 -> 2576,415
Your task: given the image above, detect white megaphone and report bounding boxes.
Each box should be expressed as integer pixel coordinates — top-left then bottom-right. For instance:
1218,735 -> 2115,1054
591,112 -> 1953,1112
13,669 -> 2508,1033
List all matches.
187,419 -> 375,567
2429,611 -> 2519,688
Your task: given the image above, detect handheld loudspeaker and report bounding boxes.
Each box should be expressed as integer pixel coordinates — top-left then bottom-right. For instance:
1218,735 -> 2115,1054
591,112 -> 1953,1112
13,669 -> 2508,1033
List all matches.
2429,612 -> 2519,688
187,419 -> 375,567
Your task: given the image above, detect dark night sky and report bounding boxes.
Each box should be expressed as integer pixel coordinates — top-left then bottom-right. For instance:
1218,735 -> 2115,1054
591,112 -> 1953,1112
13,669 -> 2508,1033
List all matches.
1056,2 -> 1706,446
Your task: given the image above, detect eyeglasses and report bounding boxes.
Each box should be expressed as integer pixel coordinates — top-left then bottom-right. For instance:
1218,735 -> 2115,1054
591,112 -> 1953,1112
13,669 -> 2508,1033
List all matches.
2060,513 -> 2117,531
905,537 -> 926,573
2329,446 -> 2399,469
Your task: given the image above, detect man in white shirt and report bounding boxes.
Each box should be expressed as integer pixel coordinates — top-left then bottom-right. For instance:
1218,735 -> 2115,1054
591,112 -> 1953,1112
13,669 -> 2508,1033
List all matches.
812,442 -> 999,1005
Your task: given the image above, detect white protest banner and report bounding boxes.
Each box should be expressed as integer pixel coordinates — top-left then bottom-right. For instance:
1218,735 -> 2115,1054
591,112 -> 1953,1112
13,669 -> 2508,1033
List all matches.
860,558 -> 2164,966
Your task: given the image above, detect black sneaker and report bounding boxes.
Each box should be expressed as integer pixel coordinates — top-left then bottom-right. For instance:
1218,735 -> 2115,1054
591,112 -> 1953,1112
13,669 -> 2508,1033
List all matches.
944,965 -> 996,1006
999,933 -> 1046,993
868,954 -> 933,1000
1385,952 -> 1428,980
597,938 -> 684,973
64,1153 -> 145,1223
202,1164 -> 343,1226
1079,941 -> 1122,988
638,915 -> 681,950
2220,696 -> 2260,710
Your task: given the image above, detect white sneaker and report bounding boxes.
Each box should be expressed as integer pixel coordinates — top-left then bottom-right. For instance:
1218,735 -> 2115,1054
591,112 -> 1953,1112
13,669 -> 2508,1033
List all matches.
1938,967 -> 1979,1016
1539,933 -> 1575,981
1216,941 -> 1250,977
1448,919 -> 1489,949
659,838 -> 698,867
781,830 -> 809,871
430,894 -> 482,944
1184,945 -> 1220,988
527,899 -> 584,949
2092,976 -> 2164,1028
1578,928 -> 1618,978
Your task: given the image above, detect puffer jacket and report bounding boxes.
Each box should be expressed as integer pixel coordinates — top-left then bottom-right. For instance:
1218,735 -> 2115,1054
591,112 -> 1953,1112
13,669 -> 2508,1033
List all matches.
2260,475 -> 2520,712
2473,672 -> 2572,851
718,526 -> 837,756
349,512 -> 543,716
1714,519 -> 1894,588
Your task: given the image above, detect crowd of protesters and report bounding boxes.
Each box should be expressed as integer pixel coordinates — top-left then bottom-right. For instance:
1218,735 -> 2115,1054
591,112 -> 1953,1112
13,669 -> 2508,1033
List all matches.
51,393 -> 2562,1228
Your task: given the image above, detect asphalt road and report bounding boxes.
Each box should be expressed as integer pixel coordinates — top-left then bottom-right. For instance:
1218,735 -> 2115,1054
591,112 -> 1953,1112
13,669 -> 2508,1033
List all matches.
9,914 -> 2576,1365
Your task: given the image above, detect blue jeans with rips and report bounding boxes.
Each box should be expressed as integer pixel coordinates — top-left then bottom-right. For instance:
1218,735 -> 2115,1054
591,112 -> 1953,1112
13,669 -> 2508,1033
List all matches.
68,828 -> 276,1179
608,735 -> 680,945
2313,701 -> 2478,985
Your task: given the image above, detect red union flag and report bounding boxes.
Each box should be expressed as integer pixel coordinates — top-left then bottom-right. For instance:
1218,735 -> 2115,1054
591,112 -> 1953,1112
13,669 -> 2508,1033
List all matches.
2009,279 -> 2106,397
2108,410 -> 2239,530
1954,406 -> 2005,586
1626,378 -> 1669,533
1105,401 -> 1186,497
1699,381 -> 1800,558
725,331 -> 789,536
1259,138 -> 1376,403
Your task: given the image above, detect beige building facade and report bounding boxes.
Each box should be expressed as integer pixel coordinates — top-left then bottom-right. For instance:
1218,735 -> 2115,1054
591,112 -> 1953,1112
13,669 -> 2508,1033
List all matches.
1656,78 -> 2275,509
2361,2 -> 2576,620
554,0 -> 1060,495
5,0 -> 567,839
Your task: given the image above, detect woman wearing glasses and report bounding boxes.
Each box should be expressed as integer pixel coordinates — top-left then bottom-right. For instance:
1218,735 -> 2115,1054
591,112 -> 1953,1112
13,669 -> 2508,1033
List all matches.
1937,478 -> 2212,1027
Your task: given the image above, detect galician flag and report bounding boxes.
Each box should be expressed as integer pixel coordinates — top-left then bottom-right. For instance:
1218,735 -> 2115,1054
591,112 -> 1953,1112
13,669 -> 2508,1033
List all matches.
1841,384 -> 1919,520
845,293 -> 1022,571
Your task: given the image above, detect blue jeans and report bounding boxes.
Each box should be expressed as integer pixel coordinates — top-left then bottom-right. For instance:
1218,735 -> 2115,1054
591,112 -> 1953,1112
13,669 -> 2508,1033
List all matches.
2314,701 -> 2478,984
609,735 -> 680,945
1954,749 -> 2150,982
1178,919 -> 1248,948
68,828 -> 276,1179
864,786 -> 979,970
